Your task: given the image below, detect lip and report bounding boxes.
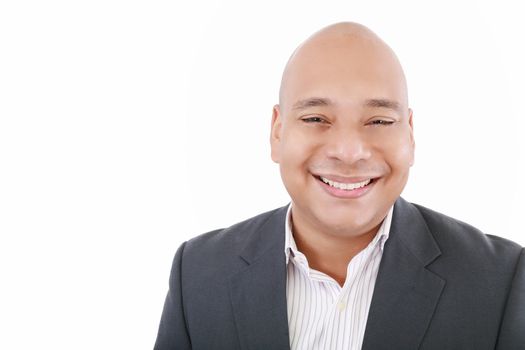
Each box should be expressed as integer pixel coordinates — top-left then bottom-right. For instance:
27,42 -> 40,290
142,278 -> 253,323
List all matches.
313,173 -> 378,199
315,173 -> 378,183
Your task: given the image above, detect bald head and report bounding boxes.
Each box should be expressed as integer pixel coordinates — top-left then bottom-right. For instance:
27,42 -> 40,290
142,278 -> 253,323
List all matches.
278,22 -> 408,113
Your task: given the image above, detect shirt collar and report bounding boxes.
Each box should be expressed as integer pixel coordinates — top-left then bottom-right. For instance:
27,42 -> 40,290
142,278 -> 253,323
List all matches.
284,203 -> 394,265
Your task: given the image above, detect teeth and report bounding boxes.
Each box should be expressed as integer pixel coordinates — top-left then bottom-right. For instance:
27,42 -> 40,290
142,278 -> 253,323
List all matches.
320,177 -> 371,190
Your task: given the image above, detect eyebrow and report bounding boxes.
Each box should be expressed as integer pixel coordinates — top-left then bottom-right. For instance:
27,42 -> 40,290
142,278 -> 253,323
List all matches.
291,97 -> 403,112
292,97 -> 333,110
364,98 -> 402,112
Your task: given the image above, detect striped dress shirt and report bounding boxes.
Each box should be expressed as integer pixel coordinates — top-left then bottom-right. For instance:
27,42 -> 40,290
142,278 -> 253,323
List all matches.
284,205 -> 393,350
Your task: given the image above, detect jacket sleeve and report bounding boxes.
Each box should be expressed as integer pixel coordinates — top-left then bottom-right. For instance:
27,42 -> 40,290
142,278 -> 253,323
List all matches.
496,248 -> 525,349
154,242 -> 192,350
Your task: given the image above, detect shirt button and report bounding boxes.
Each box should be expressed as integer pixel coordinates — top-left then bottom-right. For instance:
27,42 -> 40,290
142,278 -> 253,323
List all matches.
337,301 -> 346,311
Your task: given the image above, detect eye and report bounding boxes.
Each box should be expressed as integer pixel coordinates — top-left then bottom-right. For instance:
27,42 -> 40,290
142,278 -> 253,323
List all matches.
301,116 -> 327,124
369,119 -> 394,126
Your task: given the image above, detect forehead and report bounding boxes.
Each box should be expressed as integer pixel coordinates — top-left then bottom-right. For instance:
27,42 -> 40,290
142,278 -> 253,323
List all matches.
280,37 -> 408,111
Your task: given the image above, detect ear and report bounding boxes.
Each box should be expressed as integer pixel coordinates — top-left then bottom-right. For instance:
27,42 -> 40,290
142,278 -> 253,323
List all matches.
408,108 -> 415,166
270,104 -> 282,163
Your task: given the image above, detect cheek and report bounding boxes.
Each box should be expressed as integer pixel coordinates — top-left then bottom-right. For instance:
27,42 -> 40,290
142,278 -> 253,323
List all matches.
378,128 -> 414,166
384,140 -> 414,178
280,130 -> 318,165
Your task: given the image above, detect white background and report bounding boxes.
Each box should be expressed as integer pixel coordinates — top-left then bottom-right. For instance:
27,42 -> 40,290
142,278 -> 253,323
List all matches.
1,1 -> 524,349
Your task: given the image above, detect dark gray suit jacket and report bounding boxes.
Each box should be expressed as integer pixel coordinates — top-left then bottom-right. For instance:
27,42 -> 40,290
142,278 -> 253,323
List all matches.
154,198 -> 524,349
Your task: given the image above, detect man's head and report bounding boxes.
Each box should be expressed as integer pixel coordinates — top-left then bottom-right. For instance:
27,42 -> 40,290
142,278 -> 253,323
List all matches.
270,22 -> 415,239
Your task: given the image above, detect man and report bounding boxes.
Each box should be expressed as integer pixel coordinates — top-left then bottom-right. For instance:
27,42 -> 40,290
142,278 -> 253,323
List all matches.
154,22 -> 524,349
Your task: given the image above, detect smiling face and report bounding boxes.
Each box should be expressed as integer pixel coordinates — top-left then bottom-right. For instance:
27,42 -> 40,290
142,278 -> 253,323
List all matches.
271,23 -> 415,239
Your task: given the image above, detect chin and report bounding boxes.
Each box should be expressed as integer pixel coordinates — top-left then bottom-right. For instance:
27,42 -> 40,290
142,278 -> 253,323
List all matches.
315,205 -> 380,236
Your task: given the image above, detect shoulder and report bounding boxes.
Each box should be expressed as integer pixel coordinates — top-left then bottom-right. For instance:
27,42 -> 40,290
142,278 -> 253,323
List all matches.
410,201 -> 523,272
173,205 -> 288,278
184,206 -> 286,253
413,202 -> 522,252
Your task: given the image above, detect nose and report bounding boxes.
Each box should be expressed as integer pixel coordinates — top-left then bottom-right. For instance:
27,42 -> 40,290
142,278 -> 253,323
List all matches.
324,127 -> 372,164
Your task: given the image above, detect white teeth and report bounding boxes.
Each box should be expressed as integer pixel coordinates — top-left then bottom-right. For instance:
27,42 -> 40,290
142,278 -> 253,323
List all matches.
320,176 -> 371,190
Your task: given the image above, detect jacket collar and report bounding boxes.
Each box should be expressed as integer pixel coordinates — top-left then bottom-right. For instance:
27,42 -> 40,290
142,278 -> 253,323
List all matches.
230,205 -> 291,349
362,197 -> 445,349
228,198 -> 445,350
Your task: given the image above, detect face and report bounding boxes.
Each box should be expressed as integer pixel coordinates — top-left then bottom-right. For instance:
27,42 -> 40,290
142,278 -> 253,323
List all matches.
271,40 -> 415,238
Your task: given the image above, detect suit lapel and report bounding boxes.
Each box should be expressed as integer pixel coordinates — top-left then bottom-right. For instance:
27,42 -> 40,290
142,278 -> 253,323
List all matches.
229,206 -> 291,350
362,198 -> 445,350
227,199 -> 444,349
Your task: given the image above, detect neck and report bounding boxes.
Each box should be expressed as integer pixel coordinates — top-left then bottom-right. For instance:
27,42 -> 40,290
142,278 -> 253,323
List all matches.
291,212 -> 382,287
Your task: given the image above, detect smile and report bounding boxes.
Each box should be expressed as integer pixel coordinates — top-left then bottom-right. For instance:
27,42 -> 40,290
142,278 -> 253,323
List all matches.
319,176 -> 371,191
314,174 -> 377,199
